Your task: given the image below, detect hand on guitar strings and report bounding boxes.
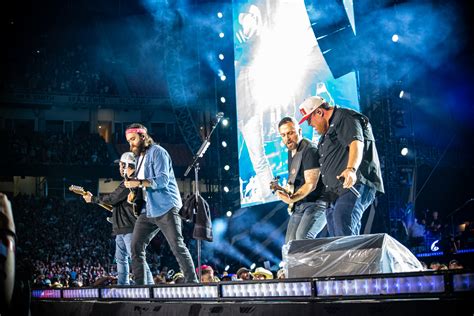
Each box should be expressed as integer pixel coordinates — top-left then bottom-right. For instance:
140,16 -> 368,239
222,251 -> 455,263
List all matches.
124,180 -> 141,189
276,190 -> 293,205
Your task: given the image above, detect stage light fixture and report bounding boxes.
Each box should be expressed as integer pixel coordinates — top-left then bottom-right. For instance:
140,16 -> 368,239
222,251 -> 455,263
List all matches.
221,141 -> 227,148
223,186 -> 229,193
399,90 -> 404,98
153,285 -> 218,299
220,96 -> 226,103
224,165 -> 230,171
217,12 -> 223,18
31,289 -> 62,299
219,32 -> 225,38
401,147 -> 408,156
452,273 -> 474,292
392,34 -> 399,42
218,53 -> 224,60
222,119 -> 229,126
250,263 -> 256,270
226,210 -> 233,217
225,265 -> 230,271
220,75 -> 227,81
221,281 -> 312,298
316,274 -> 445,297
101,287 -> 150,299
63,288 -> 99,299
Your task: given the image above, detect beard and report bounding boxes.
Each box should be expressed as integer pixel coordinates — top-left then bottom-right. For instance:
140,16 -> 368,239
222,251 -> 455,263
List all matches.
286,142 -> 297,151
130,139 -> 146,156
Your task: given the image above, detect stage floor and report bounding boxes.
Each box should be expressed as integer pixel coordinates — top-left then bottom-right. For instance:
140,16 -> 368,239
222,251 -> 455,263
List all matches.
28,270 -> 473,316
31,297 -> 472,316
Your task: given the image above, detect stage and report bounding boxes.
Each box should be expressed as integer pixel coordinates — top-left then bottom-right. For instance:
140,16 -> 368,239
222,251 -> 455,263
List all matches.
30,270 -> 473,316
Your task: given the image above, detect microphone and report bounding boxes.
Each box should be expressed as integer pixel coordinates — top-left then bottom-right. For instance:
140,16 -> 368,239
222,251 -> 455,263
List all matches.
338,177 -> 361,198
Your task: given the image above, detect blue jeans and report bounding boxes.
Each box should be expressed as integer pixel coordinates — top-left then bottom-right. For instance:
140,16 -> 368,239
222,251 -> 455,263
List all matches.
131,208 -> 198,284
115,233 -> 132,285
285,200 -> 327,243
116,233 -> 153,285
326,184 -> 376,236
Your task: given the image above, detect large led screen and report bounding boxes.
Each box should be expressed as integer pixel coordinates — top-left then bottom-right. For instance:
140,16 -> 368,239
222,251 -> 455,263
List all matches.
234,0 -> 360,207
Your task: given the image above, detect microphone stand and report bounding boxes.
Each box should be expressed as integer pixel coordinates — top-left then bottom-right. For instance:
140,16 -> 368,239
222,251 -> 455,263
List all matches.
184,113 -> 223,282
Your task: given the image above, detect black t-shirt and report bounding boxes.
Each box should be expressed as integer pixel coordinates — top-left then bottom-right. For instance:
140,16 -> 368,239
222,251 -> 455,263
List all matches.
287,138 -> 324,204
317,107 -> 384,196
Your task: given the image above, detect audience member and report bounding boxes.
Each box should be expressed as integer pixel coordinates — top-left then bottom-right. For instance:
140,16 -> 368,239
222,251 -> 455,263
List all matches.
251,267 -> 273,280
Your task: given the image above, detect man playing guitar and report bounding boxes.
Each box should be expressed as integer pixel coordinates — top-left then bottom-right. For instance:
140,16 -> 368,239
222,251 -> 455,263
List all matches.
275,117 -> 327,244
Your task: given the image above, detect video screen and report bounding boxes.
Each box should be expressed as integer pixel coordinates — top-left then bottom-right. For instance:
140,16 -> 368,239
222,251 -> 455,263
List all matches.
233,0 -> 360,207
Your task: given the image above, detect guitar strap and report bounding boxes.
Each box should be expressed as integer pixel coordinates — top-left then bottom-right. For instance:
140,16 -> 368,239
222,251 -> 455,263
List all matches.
288,138 -> 310,185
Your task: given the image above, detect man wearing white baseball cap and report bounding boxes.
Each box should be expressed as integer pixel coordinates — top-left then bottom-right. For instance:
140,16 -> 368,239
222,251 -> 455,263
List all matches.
298,96 -> 384,236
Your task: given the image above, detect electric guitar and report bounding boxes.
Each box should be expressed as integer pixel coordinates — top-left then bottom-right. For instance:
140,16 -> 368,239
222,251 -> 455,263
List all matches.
269,177 -> 295,215
68,185 -> 113,212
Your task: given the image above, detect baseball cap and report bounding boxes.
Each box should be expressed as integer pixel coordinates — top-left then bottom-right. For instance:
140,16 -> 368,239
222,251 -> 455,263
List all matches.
298,96 -> 326,124
236,267 -> 250,278
114,152 -> 136,167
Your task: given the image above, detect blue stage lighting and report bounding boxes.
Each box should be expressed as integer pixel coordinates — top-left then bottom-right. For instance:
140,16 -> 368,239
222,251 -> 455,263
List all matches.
452,273 -> 474,292
31,289 -> 61,299
63,288 -> 99,299
316,274 -> 445,297
221,281 -> 312,298
153,285 -> 218,299
101,287 -> 150,299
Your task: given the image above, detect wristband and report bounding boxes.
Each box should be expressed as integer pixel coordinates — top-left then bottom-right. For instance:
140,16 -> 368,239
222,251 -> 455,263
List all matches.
346,167 -> 357,172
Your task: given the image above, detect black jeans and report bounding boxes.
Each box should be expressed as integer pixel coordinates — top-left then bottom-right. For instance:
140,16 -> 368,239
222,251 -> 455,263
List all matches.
131,207 -> 198,284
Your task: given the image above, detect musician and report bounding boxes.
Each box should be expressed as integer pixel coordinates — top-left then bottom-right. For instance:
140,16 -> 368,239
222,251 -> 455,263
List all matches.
82,152 -> 153,285
298,96 -> 384,236
277,117 -> 327,243
124,123 -> 198,284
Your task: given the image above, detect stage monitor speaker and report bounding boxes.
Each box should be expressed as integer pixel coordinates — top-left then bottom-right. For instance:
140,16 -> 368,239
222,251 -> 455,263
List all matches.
282,233 -> 423,278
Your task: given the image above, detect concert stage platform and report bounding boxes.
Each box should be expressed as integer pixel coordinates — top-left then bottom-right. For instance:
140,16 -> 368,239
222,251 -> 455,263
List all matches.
31,270 -> 473,316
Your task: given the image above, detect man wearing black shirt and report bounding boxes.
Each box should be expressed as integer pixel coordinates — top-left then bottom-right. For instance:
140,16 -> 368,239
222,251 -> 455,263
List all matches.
83,152 -> 153,285
298,96 -> 384,236
277,117 -> 327,243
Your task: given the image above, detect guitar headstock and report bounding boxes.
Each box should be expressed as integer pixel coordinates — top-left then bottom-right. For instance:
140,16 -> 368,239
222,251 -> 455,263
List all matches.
69,185 -> 86,195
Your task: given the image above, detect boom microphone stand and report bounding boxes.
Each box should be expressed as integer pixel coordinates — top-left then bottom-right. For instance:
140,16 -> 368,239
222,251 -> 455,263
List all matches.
184,112 -> 223,282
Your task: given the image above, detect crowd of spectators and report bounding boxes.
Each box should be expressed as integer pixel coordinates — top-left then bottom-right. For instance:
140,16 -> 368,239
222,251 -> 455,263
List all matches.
11,193 -> 285,289
9,193 -> 470,291
2,131 -> 110,166
406,208 -> 474,254
13,194 -> 118,288
3,45 -> 118,96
